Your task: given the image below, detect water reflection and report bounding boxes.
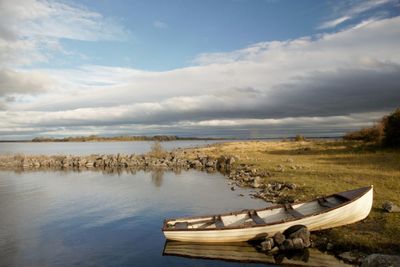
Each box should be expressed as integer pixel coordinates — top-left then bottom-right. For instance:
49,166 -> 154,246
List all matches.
163,241 -> 350,267
0,169 -> 268,267
151,168 -> 165,187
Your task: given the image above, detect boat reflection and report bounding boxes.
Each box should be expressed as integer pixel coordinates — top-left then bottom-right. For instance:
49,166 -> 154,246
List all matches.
163,241 -> 350,266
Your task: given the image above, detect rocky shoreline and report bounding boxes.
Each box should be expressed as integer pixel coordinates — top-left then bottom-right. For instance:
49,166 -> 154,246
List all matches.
0,152 -> 297,203
2,150 -> 400,266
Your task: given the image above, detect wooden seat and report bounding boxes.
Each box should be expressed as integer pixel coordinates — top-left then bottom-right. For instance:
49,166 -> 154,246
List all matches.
248,210 -> 265,225
215,216 -> 225,229
317,198 -> 336,208
284,204 -> 303,218
174,222 -> 188,229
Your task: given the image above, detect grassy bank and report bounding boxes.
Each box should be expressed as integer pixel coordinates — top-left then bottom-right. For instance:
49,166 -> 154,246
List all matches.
187,140 -> 400,254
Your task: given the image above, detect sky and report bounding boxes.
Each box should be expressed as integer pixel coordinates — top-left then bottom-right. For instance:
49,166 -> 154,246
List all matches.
0,0 -> 399,139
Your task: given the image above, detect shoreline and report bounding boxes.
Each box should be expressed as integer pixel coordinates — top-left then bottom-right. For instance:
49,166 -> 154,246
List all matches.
1,139 -> 399,263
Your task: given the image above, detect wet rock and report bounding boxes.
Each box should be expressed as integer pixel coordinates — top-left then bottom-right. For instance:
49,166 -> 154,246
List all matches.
280,239 -> 294,251
273,231 -> 285,246
260,237 -> 274,251
361,254 -> 400,267
292,237 -> 304,250
338,251 -> 359,264
382,201 -> 400,213
284,225 -> 311,248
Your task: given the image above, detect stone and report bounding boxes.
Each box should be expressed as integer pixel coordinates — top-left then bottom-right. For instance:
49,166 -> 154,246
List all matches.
273,231 -> 285,246
284,225 -> 311,248
292,237 -> 304,250
260,238 -> 274,251
280,239 -> 294,251
338,251 -> 359,264
253,176 -> 264,188
382,201 -> 400,212
361,254 -> 400,267
286,183 -> 297,190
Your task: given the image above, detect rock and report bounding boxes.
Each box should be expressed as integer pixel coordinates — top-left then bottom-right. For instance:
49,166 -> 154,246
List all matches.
283,225 -> 311,248
338,251 -> 359,264
326,242 -> 334,251
382,201 -> 400,212
260,238 -> 274,251
361,254 -> 400,267
253,176 -> 264,188
285,183 -> 297,190
230,186 -> 236,191
280,239 -> 294,251
292,237 -> 304,250
273,231 -> 285,246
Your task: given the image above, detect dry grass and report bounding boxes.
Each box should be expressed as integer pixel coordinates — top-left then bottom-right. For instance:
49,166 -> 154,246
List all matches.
189,140 -> 400,253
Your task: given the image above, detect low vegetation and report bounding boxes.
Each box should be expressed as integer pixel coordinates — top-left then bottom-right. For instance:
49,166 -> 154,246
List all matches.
189,140 -> 400,254
344,108 -> 400,147
147,141 -> 167,158
31,135 -> 221,142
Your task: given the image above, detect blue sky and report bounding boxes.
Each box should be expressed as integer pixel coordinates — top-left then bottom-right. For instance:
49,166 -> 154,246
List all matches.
36,0 -> 396,70
0,0 -> 400,139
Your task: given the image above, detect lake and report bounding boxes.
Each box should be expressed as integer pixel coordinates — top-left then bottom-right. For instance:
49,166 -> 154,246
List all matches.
0,169 -> 271,267
0,140 -> 230,156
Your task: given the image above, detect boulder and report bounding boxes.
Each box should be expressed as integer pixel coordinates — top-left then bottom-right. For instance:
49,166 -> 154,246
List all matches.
382,201 -> 400,213
260,237 -> 274,251
361,254 -> 400,267
273,231 -> 285,246
253,176 -> 264,188
283,225 -> 311,248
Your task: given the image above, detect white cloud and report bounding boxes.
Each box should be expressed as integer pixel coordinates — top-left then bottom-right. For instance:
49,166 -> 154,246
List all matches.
318,0 -> 396,29
0,0 -> 129,67
1,16 -> 400,138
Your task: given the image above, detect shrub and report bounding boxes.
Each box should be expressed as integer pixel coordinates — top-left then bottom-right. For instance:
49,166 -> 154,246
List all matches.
149,141 -> 166,158
343,124 -> 384,143
294,134 -> 306,142
382,108 -> 400,147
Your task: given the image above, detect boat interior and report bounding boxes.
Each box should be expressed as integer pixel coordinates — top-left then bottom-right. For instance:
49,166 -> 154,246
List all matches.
165,192 -> 352,230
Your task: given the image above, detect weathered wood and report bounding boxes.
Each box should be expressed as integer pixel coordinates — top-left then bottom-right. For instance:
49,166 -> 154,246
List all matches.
163,186 -> 373,243
284,204 -> 303,218
249,210 -> 265,225
215,216 -> 225,229
317,198 -> 336,208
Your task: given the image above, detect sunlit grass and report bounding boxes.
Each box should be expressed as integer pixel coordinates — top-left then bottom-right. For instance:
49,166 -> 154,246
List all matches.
190,140 -> 400,253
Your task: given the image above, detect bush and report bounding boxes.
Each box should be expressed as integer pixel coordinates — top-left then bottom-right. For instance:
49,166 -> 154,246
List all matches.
148,141 -> 166,158
343,124 -> 384,143
343,108 -> 400,147
294,134 -> 306,142
383,108 -> 400,147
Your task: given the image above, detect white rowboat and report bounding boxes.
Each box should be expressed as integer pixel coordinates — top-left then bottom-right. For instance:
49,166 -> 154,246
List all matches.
162,186 -> 373,242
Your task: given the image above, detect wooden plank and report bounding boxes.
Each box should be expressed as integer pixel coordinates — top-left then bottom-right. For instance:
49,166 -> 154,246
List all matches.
249,211 -> 265,225
198,219 -> 215,229
215,216 -> 225,229
174,222 -> 188,229
284,204 -> 303,218
317,198 -> 336,208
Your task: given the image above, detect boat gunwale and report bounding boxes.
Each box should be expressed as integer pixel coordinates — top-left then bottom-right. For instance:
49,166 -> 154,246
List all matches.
162,185 -> 373,232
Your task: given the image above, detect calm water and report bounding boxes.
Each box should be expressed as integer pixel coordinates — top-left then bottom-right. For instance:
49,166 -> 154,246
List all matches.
0,140 -> 229,156
0,169 -> 270,267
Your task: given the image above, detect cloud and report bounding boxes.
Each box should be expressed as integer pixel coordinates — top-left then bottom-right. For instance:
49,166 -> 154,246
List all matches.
0,68 -> 52,97
0,0 -> 129,67
153,20 -> 168,29
318,0 -> 397,29
1,16 -> 400,138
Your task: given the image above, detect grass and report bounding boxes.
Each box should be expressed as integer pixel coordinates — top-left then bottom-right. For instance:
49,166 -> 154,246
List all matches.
187,140 -> 400,254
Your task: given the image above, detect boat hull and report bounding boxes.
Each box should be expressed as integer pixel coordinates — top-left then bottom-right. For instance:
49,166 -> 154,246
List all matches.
163,187 -> 373,242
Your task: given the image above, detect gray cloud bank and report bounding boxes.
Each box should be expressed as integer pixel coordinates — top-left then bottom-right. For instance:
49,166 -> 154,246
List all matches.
0,7 -> 400,139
